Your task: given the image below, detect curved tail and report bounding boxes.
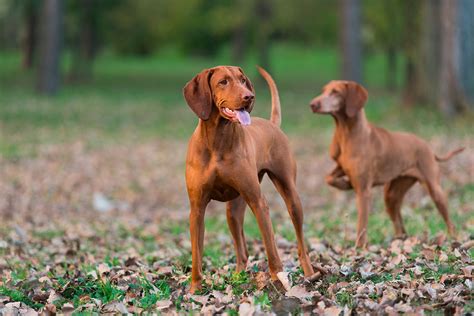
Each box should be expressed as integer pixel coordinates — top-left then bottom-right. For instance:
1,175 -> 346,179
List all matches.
435,147 -> 465,162
257,66 -> 281,127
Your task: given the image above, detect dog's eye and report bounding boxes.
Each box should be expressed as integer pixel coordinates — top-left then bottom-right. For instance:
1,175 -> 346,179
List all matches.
219,79 -> 228,86
241,78 -> 246,84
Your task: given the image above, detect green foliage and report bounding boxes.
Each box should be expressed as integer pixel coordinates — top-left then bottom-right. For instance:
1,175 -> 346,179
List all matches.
135,277 -> 171,309
60,277 -> 125,305
254,292 -> 272,310
0,286 -> 43,309
336,290 -> 355,308
229,271 -> 254,295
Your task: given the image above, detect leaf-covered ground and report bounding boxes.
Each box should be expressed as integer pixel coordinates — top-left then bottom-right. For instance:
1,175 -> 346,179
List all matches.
0,137 -> 472,314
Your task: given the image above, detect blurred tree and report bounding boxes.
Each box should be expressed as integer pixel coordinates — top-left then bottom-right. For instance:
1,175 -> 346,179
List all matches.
274,0 -> 338,46
339,0 -> 362,82
67,0 -> 96,81
364,0 -> 404,91
66,0 -> 116,82
438,0 -> 469,116
231,0 -> 251,64
0,1 -> 19,50
400,0 -> 421,106
37,0 -> 62,95
417,0 -> 441,105
458,0 -> 474,107
255,0 -> 273,71
106,0 -> 161,56
21,0 -> 39,69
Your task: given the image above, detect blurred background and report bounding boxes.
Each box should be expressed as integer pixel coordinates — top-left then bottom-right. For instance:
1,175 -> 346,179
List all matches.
1,0 -> 473,151
0,0 -> 472,223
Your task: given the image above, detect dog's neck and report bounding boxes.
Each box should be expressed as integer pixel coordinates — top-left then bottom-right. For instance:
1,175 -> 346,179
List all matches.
198,106 -> 245,152
332,109 -> 370,143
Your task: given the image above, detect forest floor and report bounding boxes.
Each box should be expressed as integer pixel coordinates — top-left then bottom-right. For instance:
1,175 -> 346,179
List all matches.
1,136 -> 472,314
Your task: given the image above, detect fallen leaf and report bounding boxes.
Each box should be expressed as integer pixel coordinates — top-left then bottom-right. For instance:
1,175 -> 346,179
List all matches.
277,271 -> 291,291
323,306 -> 342,316
156,300 -> 173,311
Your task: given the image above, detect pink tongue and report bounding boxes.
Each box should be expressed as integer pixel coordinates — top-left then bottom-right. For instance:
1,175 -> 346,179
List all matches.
236,109 -> 251,125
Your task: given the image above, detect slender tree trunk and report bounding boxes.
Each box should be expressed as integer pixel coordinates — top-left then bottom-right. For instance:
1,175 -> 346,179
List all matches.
37,0 -> 62,95
386,46 -> 397,91
69,0 -> 96,82
458,0 -> 474,107
417,0 -> 441,105
439,0 -> 468,115
232,24 -> 246,64
231,0 -> 247,64
401,0 -> 421,107
22,1 -> 38,70
403,59 -> 418,106
255,0 -> 272,73
339,0 -> 362,82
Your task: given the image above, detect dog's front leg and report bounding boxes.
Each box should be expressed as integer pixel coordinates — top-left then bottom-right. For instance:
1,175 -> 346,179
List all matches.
326,165 -> 353,190
189,198 -> 208,294
354,186 -> 372,248
242,188 -> 283,279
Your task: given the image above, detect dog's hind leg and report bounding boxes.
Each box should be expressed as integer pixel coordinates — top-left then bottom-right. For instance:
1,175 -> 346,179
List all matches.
268,170 -> 315,277
384,176 -> 417,238
418,158 -> 456,236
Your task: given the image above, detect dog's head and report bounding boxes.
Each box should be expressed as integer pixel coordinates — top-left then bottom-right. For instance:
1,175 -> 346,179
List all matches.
183,66 -> 255,125
310,81 -> 368,117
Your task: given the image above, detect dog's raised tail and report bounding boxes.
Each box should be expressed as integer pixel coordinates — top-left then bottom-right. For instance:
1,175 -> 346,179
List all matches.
257,66 -> 281,127
435,147 -> 465,162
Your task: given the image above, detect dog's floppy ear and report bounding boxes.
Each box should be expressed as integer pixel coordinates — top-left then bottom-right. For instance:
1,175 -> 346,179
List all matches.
345,81 -> 368,117
238,67 -> 255,111
183,69 -> 214,120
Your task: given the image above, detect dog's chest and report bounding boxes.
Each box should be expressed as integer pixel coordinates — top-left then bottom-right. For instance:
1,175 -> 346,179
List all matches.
209,177 -> 240,202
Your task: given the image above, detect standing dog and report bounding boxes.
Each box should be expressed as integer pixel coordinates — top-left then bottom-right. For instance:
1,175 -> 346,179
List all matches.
310,80 -> 463,248
183,66 -> 314,293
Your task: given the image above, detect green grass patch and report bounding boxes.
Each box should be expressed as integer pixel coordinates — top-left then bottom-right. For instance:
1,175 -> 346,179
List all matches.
0,286 -> 44,309
335,290 -> 356,308
254,292 -> 272,311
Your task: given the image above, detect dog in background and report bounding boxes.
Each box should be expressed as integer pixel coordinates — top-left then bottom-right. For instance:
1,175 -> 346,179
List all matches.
310,80 -> 464,248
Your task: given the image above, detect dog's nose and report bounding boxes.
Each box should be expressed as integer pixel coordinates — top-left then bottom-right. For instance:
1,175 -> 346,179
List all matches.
310,100 -> 320,112
243,94 -> 254,102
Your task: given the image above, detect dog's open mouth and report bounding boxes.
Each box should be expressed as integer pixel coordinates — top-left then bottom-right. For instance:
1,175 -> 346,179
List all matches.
221,107 -> 251,126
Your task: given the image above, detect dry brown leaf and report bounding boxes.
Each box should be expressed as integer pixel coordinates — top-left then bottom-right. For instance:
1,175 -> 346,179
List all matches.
277,271 -> 291,291
155,300 -> 173,311
323,306 -> 342,316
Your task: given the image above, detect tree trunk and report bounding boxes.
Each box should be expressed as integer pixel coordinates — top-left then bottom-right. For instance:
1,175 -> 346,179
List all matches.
417,0 -> 441,105
255,0 -> 272,73
403,58 -> 418,106
458,0 -> 474,107
439,0 -> 468,115
22,1 -> 38,70
69,0 -> 96,82
339,0 -> 362,83
231,0 -> 247,64
37,0 -> 62,95
386,46 -> 397,91
401,0 -> 421,107
232,24 -> 246,64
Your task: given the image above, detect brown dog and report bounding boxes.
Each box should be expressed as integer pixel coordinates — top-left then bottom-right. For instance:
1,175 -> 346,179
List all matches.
183,66 -> 314,293
310,81 -> 464,248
